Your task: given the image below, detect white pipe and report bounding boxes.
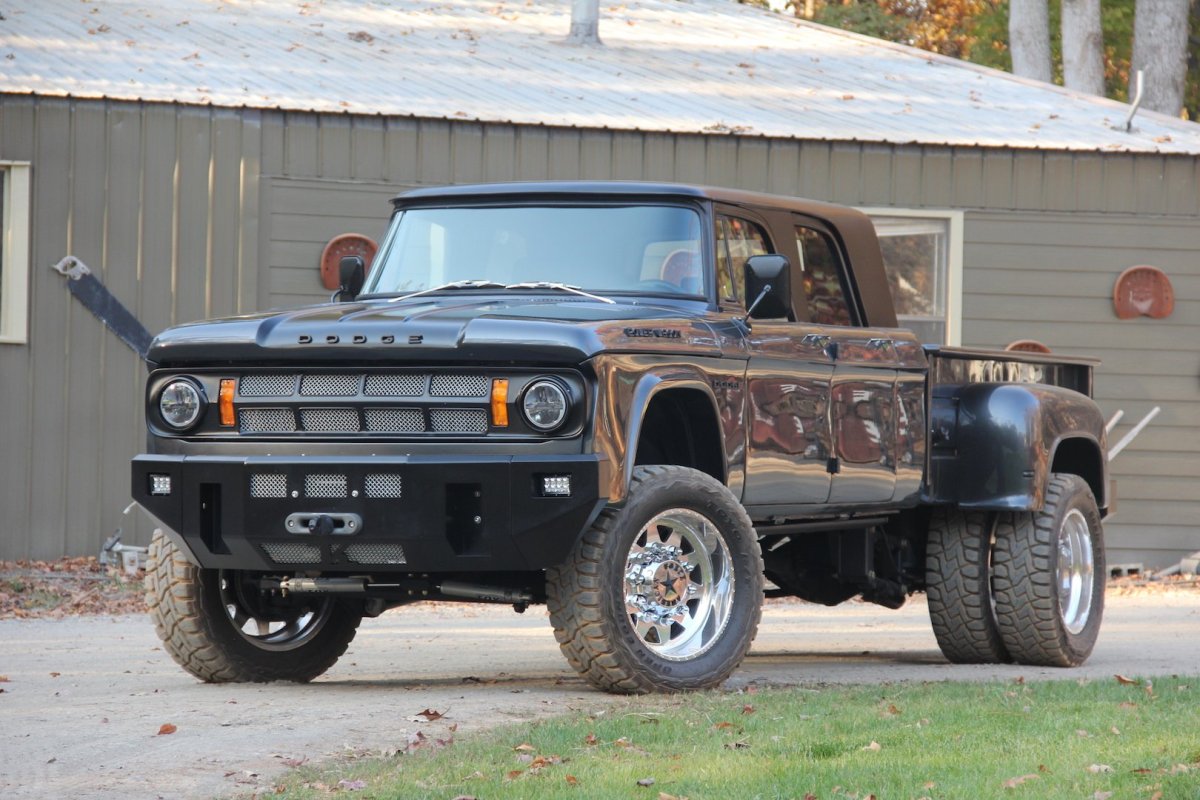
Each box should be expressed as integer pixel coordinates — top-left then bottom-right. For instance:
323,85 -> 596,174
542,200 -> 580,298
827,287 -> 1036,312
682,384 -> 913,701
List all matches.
567,0 -> 601,45
1108,406 -> 1160,461
1105,409 -> 1124,434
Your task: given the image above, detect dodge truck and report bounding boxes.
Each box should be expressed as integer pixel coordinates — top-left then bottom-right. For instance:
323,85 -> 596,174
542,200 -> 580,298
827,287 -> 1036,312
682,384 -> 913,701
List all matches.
133,182 -> 1110,693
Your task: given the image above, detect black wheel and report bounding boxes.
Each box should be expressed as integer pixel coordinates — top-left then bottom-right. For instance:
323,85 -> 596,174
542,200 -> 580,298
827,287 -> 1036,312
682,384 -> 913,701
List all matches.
145,529 -> 362,683
546,465 -> 764,694
992,474 -> 1105,667
925,507 -> 1010,664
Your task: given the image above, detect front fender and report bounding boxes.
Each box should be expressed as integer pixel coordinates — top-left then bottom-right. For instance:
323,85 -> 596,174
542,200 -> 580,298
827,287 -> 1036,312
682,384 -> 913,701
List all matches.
587,354 -> 745,504
925,383 -> 1108,511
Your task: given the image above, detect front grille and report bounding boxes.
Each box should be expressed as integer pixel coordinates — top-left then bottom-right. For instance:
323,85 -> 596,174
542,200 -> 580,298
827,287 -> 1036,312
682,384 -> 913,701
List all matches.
262,542 -> 321,564
365,473 -> 403,499
430,375 -> 489,397
250,474 -> 288,499
305,474 -> 348,499
365,374 -> 425,397
343,543 -> 407,565
240,374 -> 298,396
300,374 -> 360,396
364,408 -> 424,433
240,408 -> 297,433
430,408 -> 488,433
300,408 -> 360,432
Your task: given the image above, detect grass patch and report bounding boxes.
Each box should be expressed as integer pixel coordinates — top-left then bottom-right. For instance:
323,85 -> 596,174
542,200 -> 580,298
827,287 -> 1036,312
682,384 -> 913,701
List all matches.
272,676 -> 1199,799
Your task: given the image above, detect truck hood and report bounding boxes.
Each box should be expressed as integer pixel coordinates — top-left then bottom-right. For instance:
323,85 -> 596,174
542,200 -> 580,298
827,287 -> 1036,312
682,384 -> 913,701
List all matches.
147,296 -> 743,366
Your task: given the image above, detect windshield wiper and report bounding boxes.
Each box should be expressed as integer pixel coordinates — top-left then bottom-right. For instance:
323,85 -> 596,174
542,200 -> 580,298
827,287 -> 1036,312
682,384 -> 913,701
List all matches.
388,280 -> 507,303
504,282 -> 616,304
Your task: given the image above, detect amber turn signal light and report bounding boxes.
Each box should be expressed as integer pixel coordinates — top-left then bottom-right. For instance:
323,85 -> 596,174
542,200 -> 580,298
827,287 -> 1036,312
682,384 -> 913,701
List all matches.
491,378 -> 509,427
219,379 -> 236,427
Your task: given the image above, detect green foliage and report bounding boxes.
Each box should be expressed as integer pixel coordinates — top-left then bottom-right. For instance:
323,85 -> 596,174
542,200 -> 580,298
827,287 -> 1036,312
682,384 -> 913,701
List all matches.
273,677 -> 1200,799
817,1 -> 912,43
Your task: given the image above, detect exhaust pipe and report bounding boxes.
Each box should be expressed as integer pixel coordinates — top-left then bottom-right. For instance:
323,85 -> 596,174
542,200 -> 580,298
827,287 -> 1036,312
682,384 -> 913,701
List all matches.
438,580 -> 534,604
275,576 -> 533,605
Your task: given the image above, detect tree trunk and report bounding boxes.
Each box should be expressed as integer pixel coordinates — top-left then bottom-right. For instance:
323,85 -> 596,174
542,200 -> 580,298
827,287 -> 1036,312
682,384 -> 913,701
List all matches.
1009,0 -> 1052,83
1132,0 -> 1191,116
1061,0 -> 1106,96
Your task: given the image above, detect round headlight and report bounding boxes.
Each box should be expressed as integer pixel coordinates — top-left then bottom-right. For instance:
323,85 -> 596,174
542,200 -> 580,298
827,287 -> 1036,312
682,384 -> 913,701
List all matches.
522,380 -> 569,431
159,379 -> 205,430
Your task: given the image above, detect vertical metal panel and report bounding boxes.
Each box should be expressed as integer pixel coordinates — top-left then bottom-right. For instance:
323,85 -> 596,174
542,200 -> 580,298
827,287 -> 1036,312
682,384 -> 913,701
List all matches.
704,136 -> 739,188
1102,155 -> 1136,213
319,115 -> 353,178
673,135 -> 706,184
419,120 -> 452,184
351,116 -> 385,180
1011,150 -> 1043,209
1041,152 -> 1074,211
1073,153 -> 1105,213
483,124 -> 517,182
920,147 -> 952,207
0,97 -> 37,558
798,141 -> 832,199
611,131 -> 644,179
642,134 -> 674,181
515,126 -> 550,180
735,138 -> 769,192
239,110 -> 263,315
828,144 -> 862,204
765,139 -> 799,197
580,130 -> 612,179
210,111 -> 242,319
890,146 -> 923,208
548,129 -> 582,179
860,144 -> 894,206
1162,154 -> 1198,215
384,118 -> 420,183
951,149 -> 984,208
259,111 -> 285,175
980,150 -> 1013,209
175,110 -> 212,324
452,122 -> 485,184
283,112 -> 319,176
138,105 -> 179,344
1133,155 -> 1167,216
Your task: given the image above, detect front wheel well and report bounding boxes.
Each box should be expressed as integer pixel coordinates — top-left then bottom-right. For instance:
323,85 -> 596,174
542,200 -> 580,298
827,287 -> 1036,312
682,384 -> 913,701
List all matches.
634,388 -> 725,485
1050,438 -> 1106,510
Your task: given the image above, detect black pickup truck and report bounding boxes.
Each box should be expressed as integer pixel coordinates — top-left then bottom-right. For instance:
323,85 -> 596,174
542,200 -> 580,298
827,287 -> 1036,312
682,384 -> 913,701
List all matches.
133,182 -> 1110,693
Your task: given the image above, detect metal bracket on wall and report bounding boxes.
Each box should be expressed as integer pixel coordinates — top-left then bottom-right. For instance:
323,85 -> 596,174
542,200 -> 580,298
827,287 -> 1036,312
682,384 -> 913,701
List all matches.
51,255 -> 153,361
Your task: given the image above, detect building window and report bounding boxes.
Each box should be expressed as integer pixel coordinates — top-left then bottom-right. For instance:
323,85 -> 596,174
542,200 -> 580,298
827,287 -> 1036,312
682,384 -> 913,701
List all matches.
0,162 -> 31,345
862,209 -> 963,346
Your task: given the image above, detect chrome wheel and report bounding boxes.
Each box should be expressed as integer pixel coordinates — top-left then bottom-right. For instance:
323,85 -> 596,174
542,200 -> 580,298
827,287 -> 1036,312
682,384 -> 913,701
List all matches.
1056,508 -> 1095,635
219,572 -> 333,651
623,508 -> 735,661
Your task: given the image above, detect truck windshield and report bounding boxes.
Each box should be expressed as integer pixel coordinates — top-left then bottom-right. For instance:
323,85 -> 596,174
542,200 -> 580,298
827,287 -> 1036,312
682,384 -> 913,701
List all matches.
365,205 -> 705,298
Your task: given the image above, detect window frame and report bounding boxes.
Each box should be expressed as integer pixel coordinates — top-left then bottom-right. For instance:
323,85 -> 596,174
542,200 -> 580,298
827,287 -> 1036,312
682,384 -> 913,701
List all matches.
0,162 -> 31,345
857,206 -> 963,346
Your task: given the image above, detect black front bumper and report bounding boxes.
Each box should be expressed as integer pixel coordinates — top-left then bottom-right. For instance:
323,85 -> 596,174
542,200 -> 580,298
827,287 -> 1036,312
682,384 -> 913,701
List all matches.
132,453 -> 605,572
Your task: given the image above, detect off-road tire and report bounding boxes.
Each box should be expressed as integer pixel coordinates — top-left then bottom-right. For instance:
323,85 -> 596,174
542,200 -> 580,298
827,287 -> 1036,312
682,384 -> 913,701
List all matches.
546,465 -> 764,694
992,474 -> 1105,667
925,507 -> 1010,664
145,530 -> 362,683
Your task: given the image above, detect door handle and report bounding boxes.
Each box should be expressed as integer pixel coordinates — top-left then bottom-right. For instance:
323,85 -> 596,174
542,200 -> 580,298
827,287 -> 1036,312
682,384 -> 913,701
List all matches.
867,338 -> 894,350
801,333 -> 837,360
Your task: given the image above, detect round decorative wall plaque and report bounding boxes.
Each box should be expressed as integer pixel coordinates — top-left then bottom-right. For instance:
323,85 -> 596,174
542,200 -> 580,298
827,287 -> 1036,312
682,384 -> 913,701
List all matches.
320,233 -> 378,291
1005,339 -> 1052,354
1113,265 -> 1173,320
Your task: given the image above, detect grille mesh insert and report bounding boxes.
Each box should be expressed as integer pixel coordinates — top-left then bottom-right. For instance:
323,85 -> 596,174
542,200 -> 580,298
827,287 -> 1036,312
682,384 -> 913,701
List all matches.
300,408 -> 360,432
364,408 -> 424,433
430,375 -> 489,397
365,374 -> 425,397
343,543 -> 407,565
305,474 -> 348,498
430,408 -> 488,433
240,375 -> 298,396
240,408 -> 297,433
365,474 -> 403,499
249,474 -> 288,499
262,542 -> 321,564
300,374 -> 360,396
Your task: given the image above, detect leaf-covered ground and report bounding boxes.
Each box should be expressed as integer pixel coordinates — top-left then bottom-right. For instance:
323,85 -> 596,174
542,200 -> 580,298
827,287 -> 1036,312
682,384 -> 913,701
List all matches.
0,557 -> 146,619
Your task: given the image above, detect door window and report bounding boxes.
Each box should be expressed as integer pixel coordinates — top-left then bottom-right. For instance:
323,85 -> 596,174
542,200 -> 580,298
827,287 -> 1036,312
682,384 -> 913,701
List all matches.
795,226 -> 852,326
715,215 -> 770,306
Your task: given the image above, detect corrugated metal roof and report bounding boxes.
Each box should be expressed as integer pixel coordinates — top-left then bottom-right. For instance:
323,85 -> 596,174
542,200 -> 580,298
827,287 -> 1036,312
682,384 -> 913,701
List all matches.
3,0 -> 1199,154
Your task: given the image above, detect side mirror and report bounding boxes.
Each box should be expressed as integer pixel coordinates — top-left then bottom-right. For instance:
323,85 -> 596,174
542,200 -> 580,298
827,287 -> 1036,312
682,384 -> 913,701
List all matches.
743,254 -> 792,320
334,255 -> 366,302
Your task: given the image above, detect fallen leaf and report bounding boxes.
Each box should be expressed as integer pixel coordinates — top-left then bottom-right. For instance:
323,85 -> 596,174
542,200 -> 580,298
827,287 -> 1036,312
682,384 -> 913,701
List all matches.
1150,792 -> 1163,800
337,780 -> 366,791
841,93 -> 855,100
1110,726 -> 1121,735
637,777 -> 656,787
1144,680 -> 1155,698
0,675 -> 9,682
566,774 -> 579,786
863,741 -> 882,751
513,743 -> 536,753
49,672 -> 61,678
1002,774 -> 1039,789
282,756 -> 307,768
923,782 -> 937,789
1014,676 -> 1025,685
713,722 -> 736,730
157,723 -> 177,736
1118,701 -> 1138,710
505,770 -> 523,780
584,733 -> 598,746
805,795 -> 818,800
658,793 -> 687,800
741,704 -> 755,715
724,740 -> 751,750
1076,729 -> 1091,738
1131,768 -> 1153,775
886,703 -> 902,716
413,708 -> 445,721
1087,764 -> 1114,774
1115,674 -> 1138,685
1093,793 -> 1113,800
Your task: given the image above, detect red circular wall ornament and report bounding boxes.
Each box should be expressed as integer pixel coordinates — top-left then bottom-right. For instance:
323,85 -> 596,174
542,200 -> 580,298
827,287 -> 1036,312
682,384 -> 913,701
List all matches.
320,233 -> 378,291
1113,265 -> 1174,320
1005,339 -> 1052,354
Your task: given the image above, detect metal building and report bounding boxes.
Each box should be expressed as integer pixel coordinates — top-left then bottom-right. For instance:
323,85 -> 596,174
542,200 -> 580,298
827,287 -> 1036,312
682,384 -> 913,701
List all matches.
2,0 -> 1198,567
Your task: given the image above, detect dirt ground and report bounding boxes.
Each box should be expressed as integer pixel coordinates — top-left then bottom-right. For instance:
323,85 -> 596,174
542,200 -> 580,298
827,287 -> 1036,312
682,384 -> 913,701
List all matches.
0,572 -> 1196,800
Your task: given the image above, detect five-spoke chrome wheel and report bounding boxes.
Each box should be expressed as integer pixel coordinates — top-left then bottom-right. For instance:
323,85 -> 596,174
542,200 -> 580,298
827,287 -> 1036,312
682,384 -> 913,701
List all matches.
1056,508 -> 1095,635
623,509 -> 734,660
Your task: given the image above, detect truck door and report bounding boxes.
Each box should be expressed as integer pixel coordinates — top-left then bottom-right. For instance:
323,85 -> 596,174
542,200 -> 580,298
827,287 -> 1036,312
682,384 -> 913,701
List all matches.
792,223 -> 899,505
718,212 -> 835,507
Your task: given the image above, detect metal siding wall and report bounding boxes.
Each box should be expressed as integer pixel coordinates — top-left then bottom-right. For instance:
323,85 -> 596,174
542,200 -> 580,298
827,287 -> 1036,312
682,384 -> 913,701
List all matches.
0,96 -> 260,560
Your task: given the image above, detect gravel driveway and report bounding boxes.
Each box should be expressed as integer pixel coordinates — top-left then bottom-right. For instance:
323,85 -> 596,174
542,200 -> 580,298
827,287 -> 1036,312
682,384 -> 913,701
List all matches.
1,589 -> 1196,799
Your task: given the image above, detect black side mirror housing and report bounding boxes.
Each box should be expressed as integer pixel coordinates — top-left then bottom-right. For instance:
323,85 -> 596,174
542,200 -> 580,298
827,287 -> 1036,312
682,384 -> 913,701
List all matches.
334,255 -> 366,302
743,254 -> 792,320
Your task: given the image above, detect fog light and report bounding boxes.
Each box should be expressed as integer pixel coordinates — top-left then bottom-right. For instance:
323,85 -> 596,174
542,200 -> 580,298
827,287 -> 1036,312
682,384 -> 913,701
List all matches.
540,474 -> 572,497
149,474 -> 173,496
